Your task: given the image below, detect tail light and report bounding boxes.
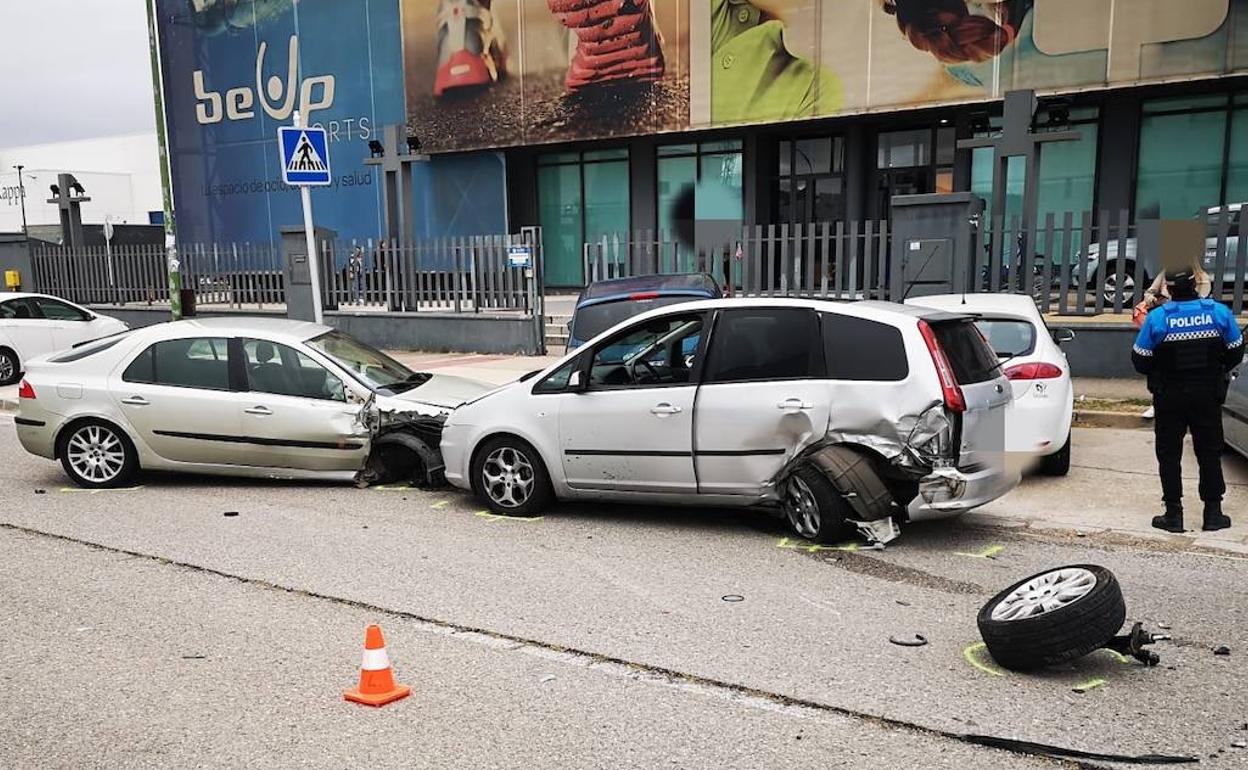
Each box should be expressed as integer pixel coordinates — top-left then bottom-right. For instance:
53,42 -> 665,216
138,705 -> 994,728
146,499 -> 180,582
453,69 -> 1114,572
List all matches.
1004,362 -> 1063,380
17,380 -> 35,399
917,320 -> 966,413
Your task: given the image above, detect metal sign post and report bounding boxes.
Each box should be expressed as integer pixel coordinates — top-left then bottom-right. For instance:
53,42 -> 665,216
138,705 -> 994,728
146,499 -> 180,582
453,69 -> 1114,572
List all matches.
279,114 -> 332,324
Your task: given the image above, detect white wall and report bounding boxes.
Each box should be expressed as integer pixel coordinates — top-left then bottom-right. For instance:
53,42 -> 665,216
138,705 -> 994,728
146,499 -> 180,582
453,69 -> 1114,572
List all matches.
0,132 -> 161,233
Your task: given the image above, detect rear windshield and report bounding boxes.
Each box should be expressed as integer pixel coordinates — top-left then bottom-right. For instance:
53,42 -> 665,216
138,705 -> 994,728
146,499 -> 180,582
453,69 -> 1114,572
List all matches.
932,320 -> 999,384
975,318 -> 1036,358
572,295 -> 701,341
48,334 -> 129,363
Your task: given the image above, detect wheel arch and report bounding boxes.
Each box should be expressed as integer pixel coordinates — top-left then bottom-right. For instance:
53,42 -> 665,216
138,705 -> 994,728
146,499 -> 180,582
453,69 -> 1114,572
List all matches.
54,414 -> 140,460
468,430 -> 558,482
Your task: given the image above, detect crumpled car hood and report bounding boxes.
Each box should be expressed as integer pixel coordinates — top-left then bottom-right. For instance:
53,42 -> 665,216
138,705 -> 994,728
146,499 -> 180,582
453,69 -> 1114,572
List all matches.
380,373 -> 494,412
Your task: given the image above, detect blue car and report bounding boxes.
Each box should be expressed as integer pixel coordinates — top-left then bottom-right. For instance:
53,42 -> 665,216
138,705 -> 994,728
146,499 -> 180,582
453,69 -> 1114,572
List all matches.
566,273 -> 723,352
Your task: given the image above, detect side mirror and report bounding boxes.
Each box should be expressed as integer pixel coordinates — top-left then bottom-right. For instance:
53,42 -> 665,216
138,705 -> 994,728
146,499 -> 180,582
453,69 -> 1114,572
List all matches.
568,370 -> 586,392
1051,327 -> 1075,345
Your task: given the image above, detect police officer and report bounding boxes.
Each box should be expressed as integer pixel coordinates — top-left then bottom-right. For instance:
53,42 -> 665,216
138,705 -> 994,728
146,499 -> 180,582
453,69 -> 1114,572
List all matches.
1132,270 -> 1244,532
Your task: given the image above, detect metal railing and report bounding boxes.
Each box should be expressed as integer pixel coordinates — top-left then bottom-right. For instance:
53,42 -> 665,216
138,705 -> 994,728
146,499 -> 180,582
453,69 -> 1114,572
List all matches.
319,233 -> 541,314
585,210 -> 1248,316
30,242 -> 284,309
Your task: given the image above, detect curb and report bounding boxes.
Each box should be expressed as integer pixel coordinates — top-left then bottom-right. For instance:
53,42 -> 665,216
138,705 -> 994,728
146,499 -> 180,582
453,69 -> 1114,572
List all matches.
1072,409 -> 1148,430
961,512 -> 1248,557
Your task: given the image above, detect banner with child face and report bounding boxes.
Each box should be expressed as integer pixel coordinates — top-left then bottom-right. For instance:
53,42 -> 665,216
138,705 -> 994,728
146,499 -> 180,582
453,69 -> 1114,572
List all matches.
403,0 -> 1248,152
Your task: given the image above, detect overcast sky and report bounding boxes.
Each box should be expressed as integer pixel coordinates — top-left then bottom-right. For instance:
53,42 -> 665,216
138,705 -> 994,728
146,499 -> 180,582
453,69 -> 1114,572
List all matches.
0,0 -> 157,149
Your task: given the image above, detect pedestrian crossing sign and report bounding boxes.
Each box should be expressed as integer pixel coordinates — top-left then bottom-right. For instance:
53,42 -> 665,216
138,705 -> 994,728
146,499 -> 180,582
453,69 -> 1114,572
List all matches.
278,126 -> 332,186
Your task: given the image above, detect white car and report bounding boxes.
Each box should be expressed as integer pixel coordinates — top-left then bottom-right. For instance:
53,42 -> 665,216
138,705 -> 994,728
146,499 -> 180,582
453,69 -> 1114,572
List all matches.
441,297 -> 1018,543
15,317 -> 492,488
0,292 -> 128,385
907,294 -> 1075,476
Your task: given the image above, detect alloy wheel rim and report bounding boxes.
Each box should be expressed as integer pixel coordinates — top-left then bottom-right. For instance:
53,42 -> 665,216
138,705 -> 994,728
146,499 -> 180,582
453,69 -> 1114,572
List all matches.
482,446 -> 535,509
66,425 -> 126,484
1103,273 -> 1133,304
784,476 -> 821,538
0,355 -> 12,381
991,567 -> 1097,622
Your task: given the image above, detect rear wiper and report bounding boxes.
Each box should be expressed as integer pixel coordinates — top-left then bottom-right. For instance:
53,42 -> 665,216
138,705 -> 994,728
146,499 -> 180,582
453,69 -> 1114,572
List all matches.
984,352 -> 1020,378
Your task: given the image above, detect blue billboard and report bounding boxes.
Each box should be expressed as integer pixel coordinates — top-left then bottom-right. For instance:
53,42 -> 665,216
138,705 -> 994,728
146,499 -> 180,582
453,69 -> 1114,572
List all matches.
155,0 -> 507,246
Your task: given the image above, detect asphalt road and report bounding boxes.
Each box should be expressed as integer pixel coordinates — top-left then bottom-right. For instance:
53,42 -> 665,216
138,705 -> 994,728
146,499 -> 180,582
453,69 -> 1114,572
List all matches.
1,418 -> 1246,769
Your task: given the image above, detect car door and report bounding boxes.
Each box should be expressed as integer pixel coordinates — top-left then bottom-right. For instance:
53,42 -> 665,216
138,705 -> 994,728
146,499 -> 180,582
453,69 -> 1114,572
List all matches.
557,311 -> 705,493
109,336 -> 248,465
0,297 -> 54,363
1224,368 -> 1248,456
236,337 -> 369,471
693,307 -> 831,496
28,296 -> 98,351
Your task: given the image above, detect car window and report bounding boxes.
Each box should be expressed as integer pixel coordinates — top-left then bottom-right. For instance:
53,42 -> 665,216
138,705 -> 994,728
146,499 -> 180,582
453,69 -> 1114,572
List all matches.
0,298 -> 39,319
123,337 -> 231,390
572,295 -> 703,341
533,355 -> 582,394
930,321 -> 1000,384
242,338 -> 346,401
975,318 -> 1037,358
703,308 -> 823,383
588,313 -> 704,388
31,297 -> 90,321
822,313 -> 909,381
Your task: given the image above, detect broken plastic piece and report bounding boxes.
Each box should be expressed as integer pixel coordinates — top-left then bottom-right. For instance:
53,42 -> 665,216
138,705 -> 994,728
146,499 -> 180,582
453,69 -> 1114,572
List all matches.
889,634 -> 928,647
849,516 -> 900,547
1214,645 -> 1231,656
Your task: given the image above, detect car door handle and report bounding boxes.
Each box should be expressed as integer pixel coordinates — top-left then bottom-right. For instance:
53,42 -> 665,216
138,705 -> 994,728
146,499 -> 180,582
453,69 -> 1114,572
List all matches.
777,398 -> 813,411
650,402 -> 682,416
244,406 -> 273,416
120,396 -> 149,406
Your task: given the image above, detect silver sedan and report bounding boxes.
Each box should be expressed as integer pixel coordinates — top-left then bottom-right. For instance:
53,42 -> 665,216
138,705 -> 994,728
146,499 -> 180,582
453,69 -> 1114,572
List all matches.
14,317 -> 491,487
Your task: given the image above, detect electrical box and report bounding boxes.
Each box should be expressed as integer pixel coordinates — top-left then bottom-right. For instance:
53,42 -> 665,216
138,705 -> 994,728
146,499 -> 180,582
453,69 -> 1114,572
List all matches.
4,270 -> 19,289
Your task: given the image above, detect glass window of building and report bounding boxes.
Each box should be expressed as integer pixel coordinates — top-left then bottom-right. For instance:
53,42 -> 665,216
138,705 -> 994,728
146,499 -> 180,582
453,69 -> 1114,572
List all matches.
1135,96 -> 1229,220
775,135 -> 845,227
537,149 -> 630,287
657,139 -> 743,265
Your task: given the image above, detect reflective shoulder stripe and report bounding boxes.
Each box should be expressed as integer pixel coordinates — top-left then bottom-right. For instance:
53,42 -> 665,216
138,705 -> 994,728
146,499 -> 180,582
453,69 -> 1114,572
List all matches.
1133,344 -> 1154,357
361,647 -> 391,671
1230,336 -> 1244,349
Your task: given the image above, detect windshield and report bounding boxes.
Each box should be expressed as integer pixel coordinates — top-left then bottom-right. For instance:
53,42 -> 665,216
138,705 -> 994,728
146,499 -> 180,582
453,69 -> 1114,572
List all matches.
572,295 -> 702,341
306,330 -> 429,394
975,318 -> 1036,358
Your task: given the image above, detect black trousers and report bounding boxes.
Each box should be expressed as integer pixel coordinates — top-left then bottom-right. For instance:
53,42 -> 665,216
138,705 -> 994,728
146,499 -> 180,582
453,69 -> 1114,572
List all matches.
1153,387 -> 1226,505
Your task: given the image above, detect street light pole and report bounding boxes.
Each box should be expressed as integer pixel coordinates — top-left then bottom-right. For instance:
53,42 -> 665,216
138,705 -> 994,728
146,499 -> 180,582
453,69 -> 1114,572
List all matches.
12,165 -> 28,236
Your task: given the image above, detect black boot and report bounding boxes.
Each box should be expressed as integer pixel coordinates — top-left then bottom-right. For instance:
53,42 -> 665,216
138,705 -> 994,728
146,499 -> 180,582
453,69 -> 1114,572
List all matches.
1152,504 -> 1184,533
1202,501 -> 1232,532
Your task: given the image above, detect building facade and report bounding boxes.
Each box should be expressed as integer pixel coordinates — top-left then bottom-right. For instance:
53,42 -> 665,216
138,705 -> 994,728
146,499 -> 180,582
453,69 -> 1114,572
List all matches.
156,0 -> 1248,286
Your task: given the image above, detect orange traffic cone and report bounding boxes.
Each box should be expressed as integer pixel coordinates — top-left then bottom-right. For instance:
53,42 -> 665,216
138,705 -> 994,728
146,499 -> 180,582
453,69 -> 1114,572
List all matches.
344,624 -> 411,706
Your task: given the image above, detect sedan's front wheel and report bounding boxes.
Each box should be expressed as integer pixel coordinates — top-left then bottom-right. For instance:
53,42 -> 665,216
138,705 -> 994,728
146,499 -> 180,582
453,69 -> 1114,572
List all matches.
59,420 -> 139,489
471,436 -> 553,517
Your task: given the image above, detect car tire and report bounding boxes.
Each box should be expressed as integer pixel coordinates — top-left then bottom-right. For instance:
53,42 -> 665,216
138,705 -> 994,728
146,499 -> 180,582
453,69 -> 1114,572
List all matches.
1098,262 -> 1142,308
783,464 -> 849,544
58,420 -> 139,489
0,347 -> 20,386
977,564 -> 1126,671
471,435 -> 554,517
1038,432 -> 1072,477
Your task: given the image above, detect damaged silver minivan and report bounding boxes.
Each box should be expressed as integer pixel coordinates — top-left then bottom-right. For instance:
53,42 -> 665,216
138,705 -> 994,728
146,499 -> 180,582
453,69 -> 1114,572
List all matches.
441,298 -> 1019,544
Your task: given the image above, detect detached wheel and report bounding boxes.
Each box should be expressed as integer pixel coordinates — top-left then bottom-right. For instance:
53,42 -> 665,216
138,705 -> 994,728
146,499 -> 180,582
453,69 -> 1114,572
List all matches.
0,348 -> 19,386
977,564 -> 1125,671
783,465 -> 848,544
59,420 -> 139,489
471,436 -> 553,517
1038,432 -> 1072,476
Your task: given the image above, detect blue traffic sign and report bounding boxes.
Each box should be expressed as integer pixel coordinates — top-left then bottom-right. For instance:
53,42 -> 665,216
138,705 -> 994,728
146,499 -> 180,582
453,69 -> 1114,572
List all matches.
279,126 -> 332,186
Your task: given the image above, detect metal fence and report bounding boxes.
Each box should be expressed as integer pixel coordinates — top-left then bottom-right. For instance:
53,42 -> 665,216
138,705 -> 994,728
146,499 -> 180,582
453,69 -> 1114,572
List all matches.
585,209 -> 1248,316
30,242 -> 284,308
319,233 -> 541,314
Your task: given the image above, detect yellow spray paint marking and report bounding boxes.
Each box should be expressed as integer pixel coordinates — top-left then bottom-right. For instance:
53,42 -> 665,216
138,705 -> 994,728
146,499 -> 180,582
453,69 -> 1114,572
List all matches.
474,509 -> 544,523
59,486 -> 145,495
954,544 -> 1004,559
1099,648 -> 1131,665
429,500 -> 449,510
776,537 -> 860,553
1072,677 -> 1107,693
369,484 -> 415,492
962,642 -> 1006,677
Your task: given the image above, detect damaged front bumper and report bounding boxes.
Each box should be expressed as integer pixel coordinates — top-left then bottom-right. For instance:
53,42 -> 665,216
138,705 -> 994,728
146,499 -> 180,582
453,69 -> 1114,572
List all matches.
906,463 -> 1020,521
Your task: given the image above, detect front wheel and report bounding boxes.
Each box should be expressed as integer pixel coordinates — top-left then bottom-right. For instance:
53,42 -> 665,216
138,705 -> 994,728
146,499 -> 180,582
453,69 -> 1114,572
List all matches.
471,436 -> 554,517
0,348 -> 19,386
1099,262 -> 1142,308
59,420 -> 139,488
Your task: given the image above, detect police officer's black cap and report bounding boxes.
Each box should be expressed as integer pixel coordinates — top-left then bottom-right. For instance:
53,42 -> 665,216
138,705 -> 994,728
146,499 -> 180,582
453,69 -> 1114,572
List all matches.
1166,269 -> 1198,296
